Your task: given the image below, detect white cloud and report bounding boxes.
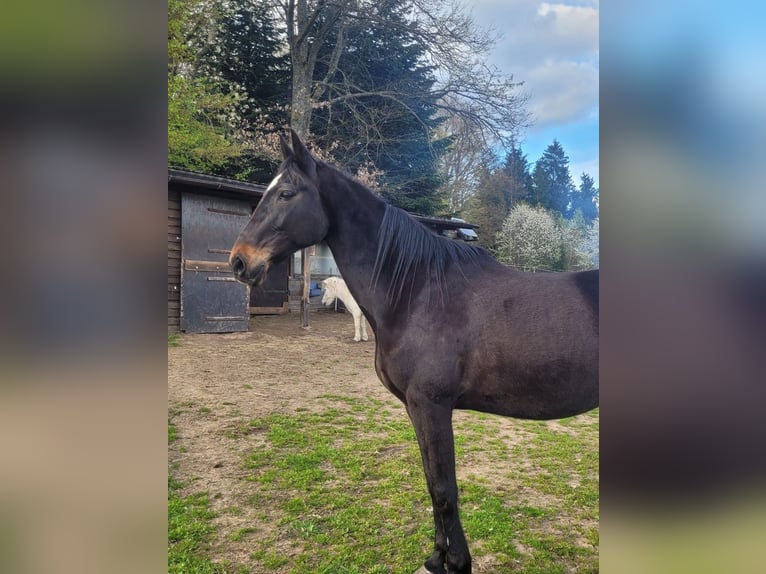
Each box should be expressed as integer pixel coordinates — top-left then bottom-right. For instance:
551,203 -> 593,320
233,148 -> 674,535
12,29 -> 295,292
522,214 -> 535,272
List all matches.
468,0 -> 599,181
472,0 -> 597,67
469,0 -> 598,125
526,59 -> 598,127
536,3 -> 599,55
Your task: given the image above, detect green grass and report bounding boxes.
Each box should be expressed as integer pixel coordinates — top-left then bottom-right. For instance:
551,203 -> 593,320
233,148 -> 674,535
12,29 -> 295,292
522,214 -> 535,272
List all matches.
229,527 -> 256,541
168,485 -> 220,574
169,400 -> 598,573
168,332 -> 181,347
169,415 -> 247,574
168,421 -> 178,444
235,399 -> 597,573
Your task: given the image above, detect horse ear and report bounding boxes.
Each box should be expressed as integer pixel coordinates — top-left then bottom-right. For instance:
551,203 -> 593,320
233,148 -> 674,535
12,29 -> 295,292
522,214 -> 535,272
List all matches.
279,133 -> 292,160
290,129 -> 317,180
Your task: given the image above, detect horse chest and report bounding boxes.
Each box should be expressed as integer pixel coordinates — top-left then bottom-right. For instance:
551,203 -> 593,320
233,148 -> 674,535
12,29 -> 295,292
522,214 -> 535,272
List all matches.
373,358 -> 407,403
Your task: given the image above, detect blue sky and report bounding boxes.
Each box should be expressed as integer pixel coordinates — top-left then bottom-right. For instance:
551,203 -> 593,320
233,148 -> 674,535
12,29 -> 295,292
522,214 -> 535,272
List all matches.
468,0 -> 599,186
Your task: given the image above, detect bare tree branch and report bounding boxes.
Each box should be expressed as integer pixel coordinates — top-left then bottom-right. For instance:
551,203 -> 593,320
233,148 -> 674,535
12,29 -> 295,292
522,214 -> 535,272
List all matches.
269,0 -> 528,148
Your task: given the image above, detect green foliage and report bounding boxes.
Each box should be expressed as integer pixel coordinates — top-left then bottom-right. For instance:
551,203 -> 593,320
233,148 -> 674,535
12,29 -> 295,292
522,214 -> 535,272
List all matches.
167,0 -> 533,213
502,144 -> 534,205
571,173 -> 599,224
451,138 -> 597,270
168,73 -> 243,173
167,0 -> 527,206
530,140 -> 575,218
212,2 -> 289,118
462,158 -> 511,252
201,1 -> 291,181
167,0 -> 193,70
459,144 -> 535,252
168,0 -> 243,174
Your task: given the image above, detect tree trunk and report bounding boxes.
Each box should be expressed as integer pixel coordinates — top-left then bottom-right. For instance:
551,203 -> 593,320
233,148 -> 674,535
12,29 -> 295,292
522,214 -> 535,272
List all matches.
291,59 -> 312,139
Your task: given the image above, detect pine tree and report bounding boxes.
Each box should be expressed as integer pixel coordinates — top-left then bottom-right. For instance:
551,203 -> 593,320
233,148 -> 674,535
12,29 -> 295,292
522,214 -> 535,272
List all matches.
530,140 -> 575,218
311,0 -> 446,214
217,2 -> 289,115
461,158 -> 510,252
502,145 -> 533,209
207,1 -> 291,181
571,173 -> 599,224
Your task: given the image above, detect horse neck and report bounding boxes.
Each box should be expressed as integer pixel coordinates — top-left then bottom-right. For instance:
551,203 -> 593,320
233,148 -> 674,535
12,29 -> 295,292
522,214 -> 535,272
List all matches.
317,165 -> 387,320
334,284 -> 357,311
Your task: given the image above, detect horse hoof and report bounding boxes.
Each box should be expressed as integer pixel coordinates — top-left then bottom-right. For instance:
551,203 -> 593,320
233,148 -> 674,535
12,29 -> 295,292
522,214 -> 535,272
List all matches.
353,337 -> 361,342
413,567 -> 435,574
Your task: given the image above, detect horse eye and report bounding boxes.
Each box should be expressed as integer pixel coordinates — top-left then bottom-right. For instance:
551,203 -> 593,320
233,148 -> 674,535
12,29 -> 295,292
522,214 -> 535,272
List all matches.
279,190 -> 296,200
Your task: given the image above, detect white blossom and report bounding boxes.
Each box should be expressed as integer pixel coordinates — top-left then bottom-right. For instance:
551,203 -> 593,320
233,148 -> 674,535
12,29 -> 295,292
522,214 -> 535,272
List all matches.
496,203 -> 563,272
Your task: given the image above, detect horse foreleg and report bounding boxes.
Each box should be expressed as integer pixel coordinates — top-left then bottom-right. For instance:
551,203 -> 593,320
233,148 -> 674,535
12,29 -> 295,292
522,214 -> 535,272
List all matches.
407,395 -> 470,574
352,313 -> 362,342
361,315 -> 369,341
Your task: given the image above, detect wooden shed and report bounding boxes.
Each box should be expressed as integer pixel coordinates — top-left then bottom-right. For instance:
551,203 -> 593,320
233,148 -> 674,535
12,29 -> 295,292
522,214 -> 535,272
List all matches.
168,169 -> 268,333
168,168 -> 479,333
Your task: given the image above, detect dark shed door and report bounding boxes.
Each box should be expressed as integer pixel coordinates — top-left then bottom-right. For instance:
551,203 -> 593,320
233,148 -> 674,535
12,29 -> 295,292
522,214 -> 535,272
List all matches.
181,193 -> 251,333
250,258 -> 289,309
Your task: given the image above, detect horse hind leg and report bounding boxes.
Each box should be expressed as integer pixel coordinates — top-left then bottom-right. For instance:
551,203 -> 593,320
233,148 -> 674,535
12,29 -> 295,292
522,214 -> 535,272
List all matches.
361,316 -> 369,341
352,313 -> 362,342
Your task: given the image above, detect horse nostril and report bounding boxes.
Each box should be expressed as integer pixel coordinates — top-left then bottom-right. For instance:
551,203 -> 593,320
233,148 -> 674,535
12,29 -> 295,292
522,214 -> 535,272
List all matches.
231,254 -> 246,276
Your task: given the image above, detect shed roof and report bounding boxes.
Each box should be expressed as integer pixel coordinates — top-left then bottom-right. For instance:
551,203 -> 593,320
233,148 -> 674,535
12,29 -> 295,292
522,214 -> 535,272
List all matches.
168,168 -> 266,201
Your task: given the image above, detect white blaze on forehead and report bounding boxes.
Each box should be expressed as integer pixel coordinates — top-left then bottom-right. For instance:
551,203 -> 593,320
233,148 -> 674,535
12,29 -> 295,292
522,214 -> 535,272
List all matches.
264,171 -> 285,196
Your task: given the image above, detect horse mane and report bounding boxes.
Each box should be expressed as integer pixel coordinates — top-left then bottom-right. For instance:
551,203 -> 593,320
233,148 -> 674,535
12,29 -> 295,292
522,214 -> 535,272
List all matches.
371,204 -> 490,308
307,155 -> 491,309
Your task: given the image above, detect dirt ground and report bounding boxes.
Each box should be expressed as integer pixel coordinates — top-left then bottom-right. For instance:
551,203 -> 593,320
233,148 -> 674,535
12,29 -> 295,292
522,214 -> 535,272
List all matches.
169,309 -> 385,418
168,309 -> 597,572
169,309 -> 392,458
169,311 -> 405,562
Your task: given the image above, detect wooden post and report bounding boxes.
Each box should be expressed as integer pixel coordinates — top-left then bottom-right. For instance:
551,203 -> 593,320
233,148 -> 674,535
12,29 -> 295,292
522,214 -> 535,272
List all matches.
300,246 -> 314,329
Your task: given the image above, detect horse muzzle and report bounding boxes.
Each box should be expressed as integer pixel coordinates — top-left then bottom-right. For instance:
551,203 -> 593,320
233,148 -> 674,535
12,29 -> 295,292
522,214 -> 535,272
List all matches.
229,245 -> 271,286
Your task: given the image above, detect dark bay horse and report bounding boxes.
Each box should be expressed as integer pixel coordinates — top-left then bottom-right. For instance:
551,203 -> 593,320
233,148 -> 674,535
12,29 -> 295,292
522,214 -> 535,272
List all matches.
230,130 -> 598,574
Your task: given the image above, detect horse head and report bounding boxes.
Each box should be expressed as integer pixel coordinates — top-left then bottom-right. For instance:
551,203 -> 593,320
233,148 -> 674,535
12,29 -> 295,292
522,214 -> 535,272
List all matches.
230,130 -> 329,286
321,277 -> 339,306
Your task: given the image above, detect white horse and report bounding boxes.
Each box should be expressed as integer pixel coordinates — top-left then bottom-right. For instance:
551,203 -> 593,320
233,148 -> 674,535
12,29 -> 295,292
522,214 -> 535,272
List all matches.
321,276 -> 369,342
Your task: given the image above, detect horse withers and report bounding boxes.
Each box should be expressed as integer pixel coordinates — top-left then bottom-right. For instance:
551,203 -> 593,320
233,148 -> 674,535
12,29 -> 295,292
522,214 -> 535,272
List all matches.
229,130 -> 598,574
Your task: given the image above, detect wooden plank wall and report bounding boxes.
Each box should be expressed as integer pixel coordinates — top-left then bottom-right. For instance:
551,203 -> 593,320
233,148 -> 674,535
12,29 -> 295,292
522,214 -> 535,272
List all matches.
168,189 -> 182,331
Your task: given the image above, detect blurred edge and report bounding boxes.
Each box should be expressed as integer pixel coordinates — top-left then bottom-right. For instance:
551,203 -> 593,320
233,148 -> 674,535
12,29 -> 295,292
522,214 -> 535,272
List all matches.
601,1 -> 766,573
0,2 -> 167,574
1,0 -> 765,573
